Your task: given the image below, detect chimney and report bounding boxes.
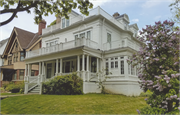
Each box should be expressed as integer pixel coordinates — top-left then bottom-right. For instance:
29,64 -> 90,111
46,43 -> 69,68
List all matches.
56,15 -> 61,28
38,19 -> 46,35
113,12 -> 120,18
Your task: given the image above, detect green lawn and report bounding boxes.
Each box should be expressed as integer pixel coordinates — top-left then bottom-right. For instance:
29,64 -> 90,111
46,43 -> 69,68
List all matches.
1,93 -> 20,95
1,94 -> 147,114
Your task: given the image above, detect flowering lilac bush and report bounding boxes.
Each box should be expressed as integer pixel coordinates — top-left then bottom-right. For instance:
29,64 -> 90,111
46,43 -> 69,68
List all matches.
127,20 -> 180,113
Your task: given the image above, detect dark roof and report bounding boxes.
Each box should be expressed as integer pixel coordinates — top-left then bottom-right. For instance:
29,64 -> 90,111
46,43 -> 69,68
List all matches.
115,14 -> 125,19
26,33 -> 40,49
0,38 -> 9,48
14,27 -> 39,49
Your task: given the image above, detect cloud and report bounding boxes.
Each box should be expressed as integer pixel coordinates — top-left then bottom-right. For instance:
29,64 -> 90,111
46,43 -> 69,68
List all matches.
131,19 -> 139,23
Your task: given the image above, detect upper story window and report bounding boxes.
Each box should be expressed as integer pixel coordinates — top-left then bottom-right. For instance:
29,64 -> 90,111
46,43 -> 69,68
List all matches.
46,39 -> 58,47
74,31 -> 91,40
62,18 -> 70,29
15,41 -> 18,48
19,70 -> 24,80
20,52 -> 25,61
107,33 -> 111,43
8,56 -> 12,65
14,52 -> 18,62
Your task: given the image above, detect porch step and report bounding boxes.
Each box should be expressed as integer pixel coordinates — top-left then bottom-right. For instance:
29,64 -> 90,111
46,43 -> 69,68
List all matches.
28,85 -> 40,94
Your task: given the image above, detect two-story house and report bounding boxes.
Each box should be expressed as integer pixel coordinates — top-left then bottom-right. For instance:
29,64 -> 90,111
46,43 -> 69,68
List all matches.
0,21 -> 46,86
24,6 -> 142,96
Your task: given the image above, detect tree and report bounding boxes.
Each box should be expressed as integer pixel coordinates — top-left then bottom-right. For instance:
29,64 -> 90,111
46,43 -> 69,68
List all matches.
169,0 -> 180,25
127,20 -> 180,114
0,0 -> 93,26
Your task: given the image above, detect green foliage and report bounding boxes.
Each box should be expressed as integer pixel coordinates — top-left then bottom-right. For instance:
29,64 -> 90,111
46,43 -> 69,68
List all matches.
169,0 -> 180,25
42,73 -> 83,95
5,82 -> 24,93
47,20 -> 56,27
139,90 -> 153,97
0,0 -> 93,26
140,106 -> 166,114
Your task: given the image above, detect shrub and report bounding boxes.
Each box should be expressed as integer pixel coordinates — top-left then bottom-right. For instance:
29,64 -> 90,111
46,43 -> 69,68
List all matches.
42,73 -> 83,95
139,106 -> 166,114
5,82 -> 24,93
139,90 -> 153,97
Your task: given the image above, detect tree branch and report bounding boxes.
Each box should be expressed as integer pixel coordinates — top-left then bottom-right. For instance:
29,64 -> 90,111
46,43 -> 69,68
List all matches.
0,1 -> 38,14
0,1 -> 22,27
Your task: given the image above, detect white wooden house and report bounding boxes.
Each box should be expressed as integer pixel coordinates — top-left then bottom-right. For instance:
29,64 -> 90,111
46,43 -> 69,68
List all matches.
24,6 -> 142,96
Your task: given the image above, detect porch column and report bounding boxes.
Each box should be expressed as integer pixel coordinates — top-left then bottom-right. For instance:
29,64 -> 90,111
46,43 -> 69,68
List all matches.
60,58 -> 62,75
28,64 -> 31,77
82,54 -> 85,81
86,55 -> 89,81
38,62 -> 41,85
124,56 -> 129,78
77,55 -> 80,77
42,62 -> 45,82
56,59 -> 59,76
97,58 -> 99,81
24,64 -> 28,81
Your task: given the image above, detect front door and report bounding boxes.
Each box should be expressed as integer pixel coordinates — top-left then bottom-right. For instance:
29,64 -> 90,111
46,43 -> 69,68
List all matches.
47,63 -> 52,78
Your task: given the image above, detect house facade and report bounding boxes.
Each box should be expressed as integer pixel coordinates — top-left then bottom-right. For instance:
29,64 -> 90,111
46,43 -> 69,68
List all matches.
24,6 -> 142,96
0,25 -> 44,86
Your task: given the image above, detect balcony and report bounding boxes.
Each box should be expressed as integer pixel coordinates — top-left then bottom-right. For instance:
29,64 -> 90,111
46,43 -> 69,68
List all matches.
26,38 -> 98,58
103,39 -> 140,51
42,6 -> 133,35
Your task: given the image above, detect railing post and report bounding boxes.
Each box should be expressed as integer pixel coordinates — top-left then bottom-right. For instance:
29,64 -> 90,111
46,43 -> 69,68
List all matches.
24,82 -> 28,94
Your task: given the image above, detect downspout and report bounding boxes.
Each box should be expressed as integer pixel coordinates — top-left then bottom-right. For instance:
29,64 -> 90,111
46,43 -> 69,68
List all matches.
101,18 -> 105,50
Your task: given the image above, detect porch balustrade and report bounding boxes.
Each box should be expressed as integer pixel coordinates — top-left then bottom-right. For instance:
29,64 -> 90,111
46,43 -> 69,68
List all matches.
26,38 -> 98,58
24,75 -> 40,93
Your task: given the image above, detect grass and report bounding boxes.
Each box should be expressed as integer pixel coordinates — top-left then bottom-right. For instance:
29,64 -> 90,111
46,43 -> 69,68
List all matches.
1,94 -> 147,114
1,92 -> 21,95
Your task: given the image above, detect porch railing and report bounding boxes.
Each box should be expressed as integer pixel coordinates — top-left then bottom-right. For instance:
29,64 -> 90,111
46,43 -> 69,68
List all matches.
26,38 -> 98,58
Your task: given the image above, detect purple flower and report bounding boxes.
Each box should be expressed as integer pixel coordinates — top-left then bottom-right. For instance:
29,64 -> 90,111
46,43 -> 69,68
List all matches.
145,98 -> 148,101
168,84 -> 171,87
173,95 -> 177,98
136,109 -> 140,114
178,107 -> 180,111
174,62 -> 178,65
171,74 -> 175,78
166,98 -> 170,100
160,66 -> 163,68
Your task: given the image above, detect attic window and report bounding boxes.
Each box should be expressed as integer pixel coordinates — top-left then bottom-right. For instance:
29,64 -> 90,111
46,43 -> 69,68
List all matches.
62,18 -> 70,29
15,41 -> 18,48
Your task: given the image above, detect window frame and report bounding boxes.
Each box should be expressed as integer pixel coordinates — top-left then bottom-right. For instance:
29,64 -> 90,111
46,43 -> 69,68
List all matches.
19,70 -> 24,80
20,52 -> 25,61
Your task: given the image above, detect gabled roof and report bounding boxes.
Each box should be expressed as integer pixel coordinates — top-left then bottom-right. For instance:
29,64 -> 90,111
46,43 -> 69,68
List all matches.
15,27 -> 36,49
2,27 -> 41,58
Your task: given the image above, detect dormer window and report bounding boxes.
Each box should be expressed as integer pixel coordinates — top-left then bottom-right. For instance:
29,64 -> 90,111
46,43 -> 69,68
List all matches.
62,18 -> 70,28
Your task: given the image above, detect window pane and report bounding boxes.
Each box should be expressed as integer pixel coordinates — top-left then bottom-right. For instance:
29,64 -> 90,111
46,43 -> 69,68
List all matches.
87,31 -> 91,39
20,56 -> 24,61
62,18 -> 65,28
111,62 -> 114,68
66,19 -> 69,27
121,61 -> 124,74
80,33 -> 85,38
106,59 -> 108,61
115,57 -> 118,60
115,61 -> 118,68
19,70 -> 24,80
107,33 -> 111,42
106,62 -> 109,75
121,57 -> 124,59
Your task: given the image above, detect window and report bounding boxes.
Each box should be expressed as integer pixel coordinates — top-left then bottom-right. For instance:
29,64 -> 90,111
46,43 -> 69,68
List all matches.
110,57 -> 118,69
128,64 -> 130,74
111,62 -> 114,68
62,18 -> 65,28
115,61 -> 118,68
66,19 -> 69,27
107,33 -> 111,43
91,57 -> 96,72
8,56 -> 12,65
14,52 -> 18,62
131,65 -> 135,75
2,59 -> 4,66
19,70 -> 24,80
31,70 -> 35,76
62,18 -> 70,28
15,41 -> 18,48
87,31 -> 91,39
120,61 -> 124,74
46,43 -> 49,47
20,52 -> 24,61
13,70 -> 17,80
80,33 -> 85,38
106,62 -> 109,75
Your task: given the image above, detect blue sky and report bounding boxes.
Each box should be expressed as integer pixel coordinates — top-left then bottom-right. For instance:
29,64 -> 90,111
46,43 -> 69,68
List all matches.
0,0 -> 174,41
